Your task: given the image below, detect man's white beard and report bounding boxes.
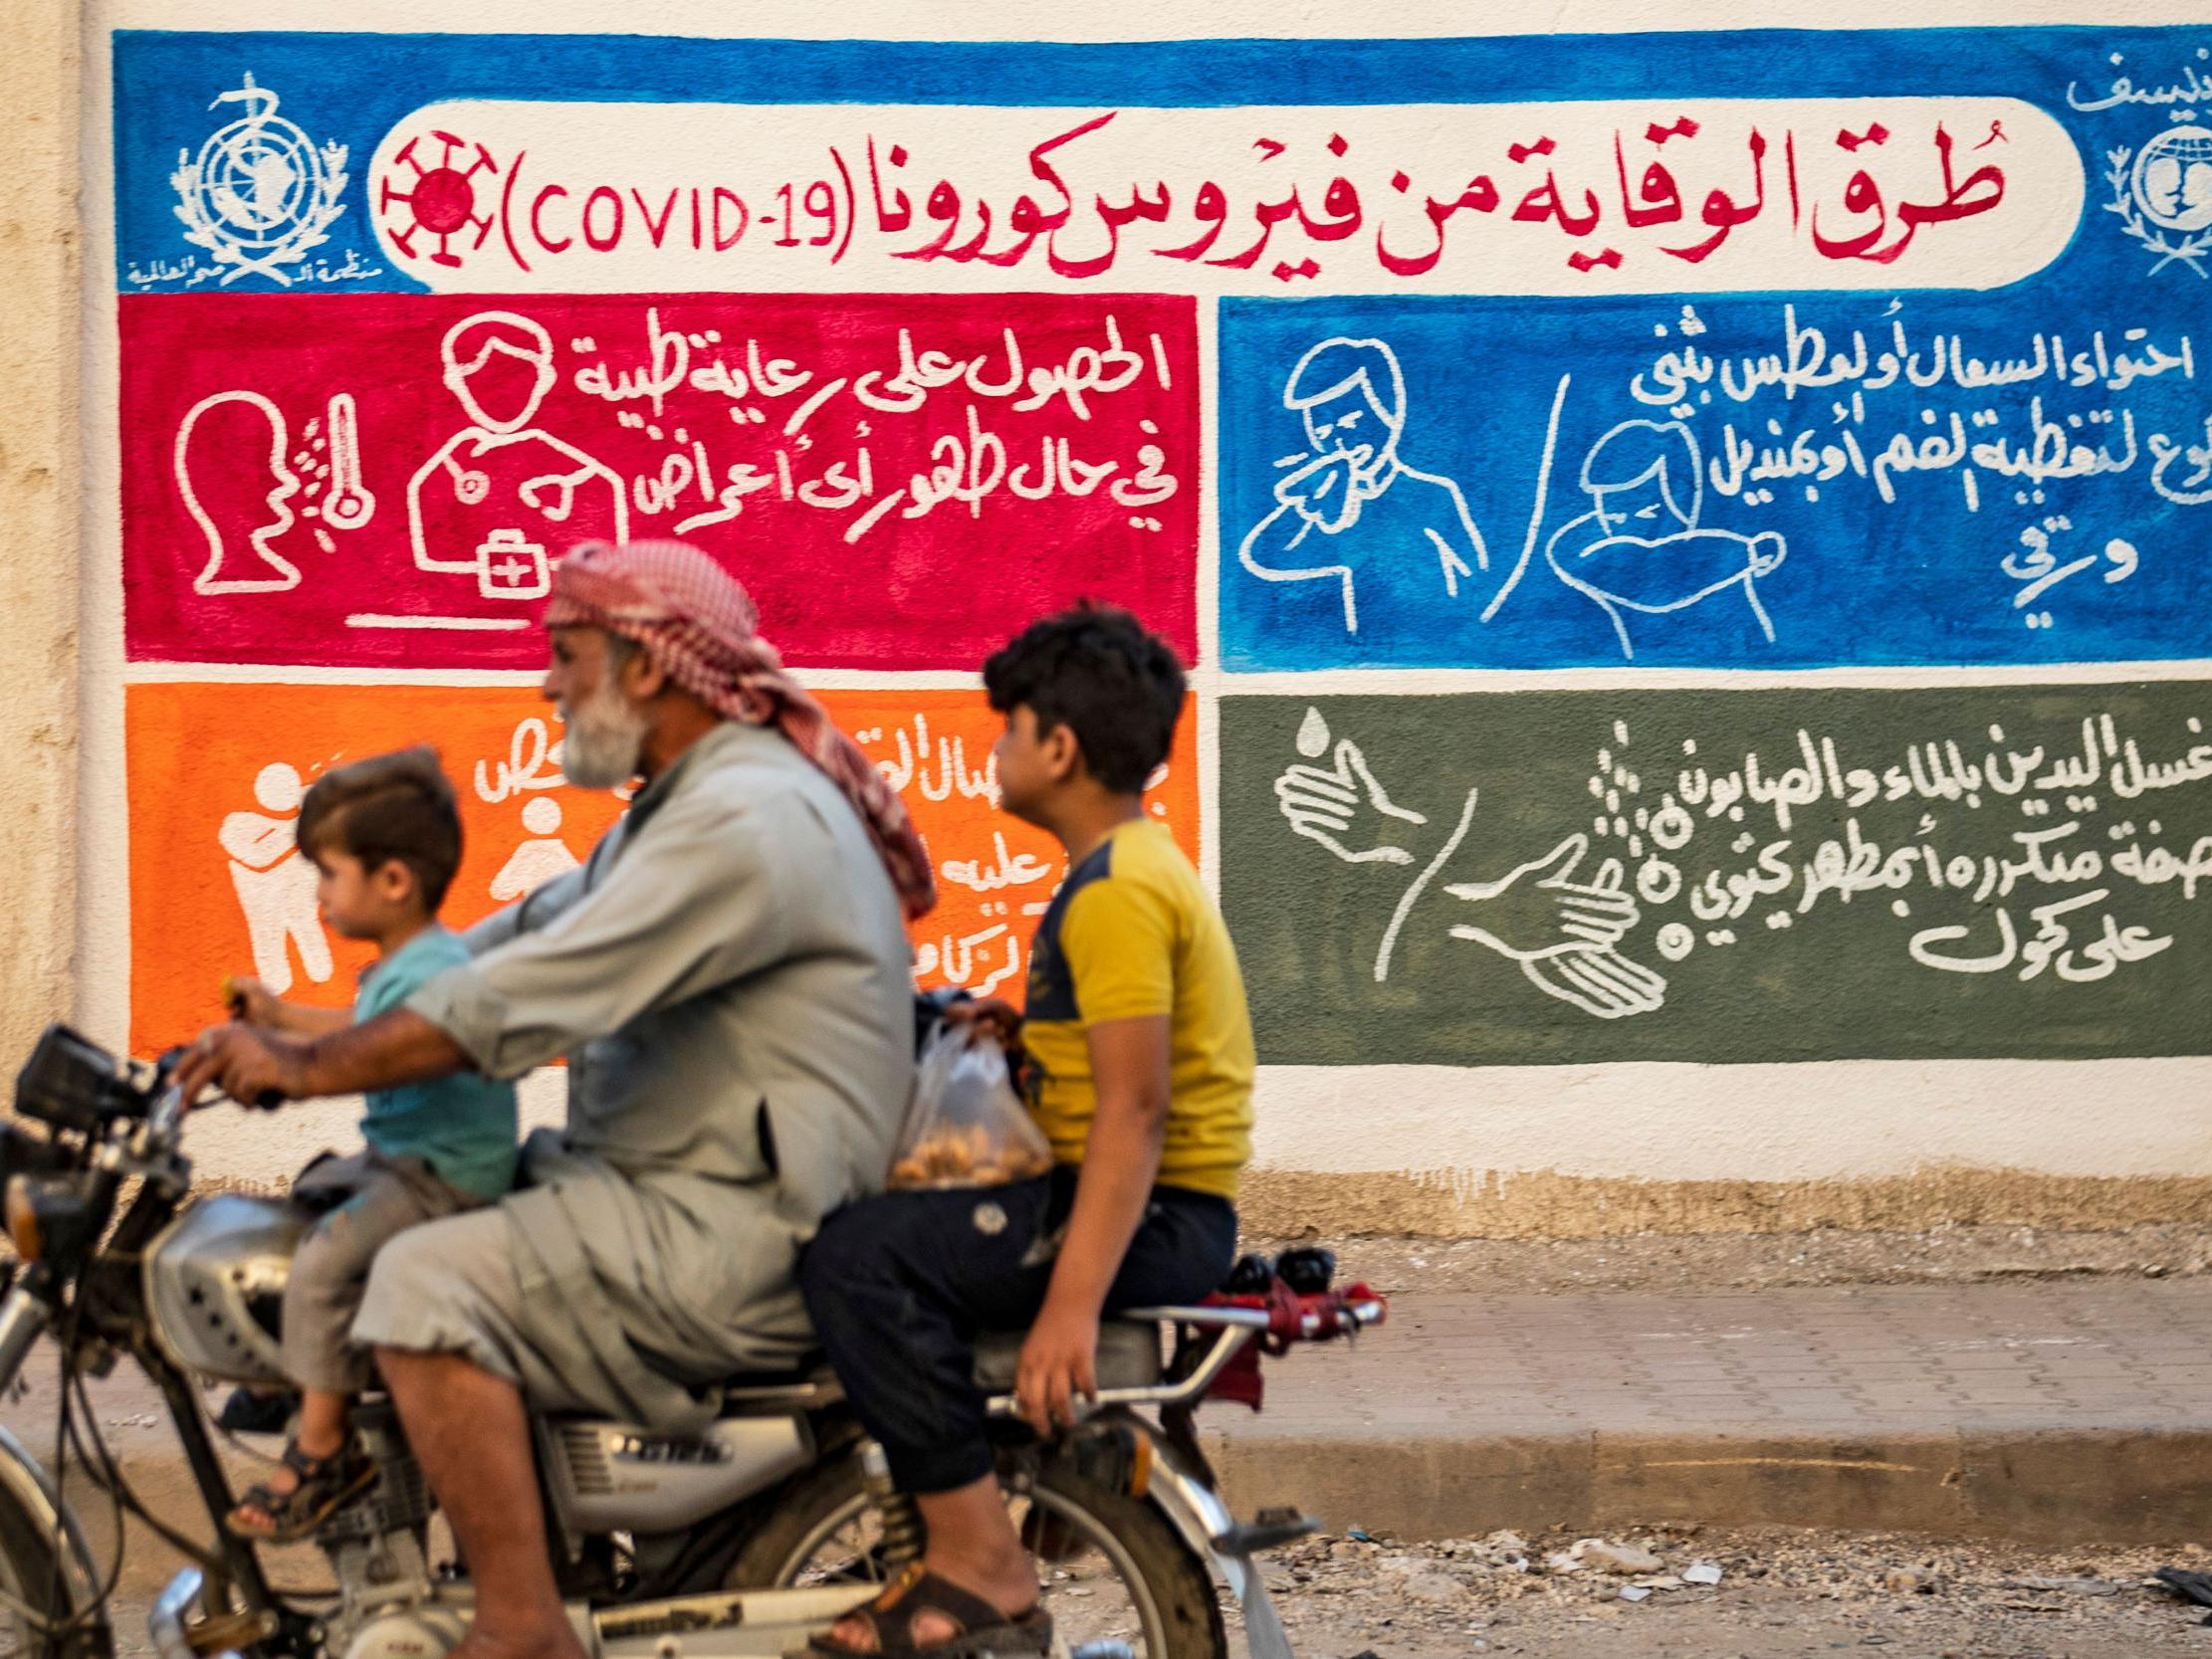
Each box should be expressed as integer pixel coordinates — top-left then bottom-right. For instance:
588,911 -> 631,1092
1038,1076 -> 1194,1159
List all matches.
559,679 -> 650,790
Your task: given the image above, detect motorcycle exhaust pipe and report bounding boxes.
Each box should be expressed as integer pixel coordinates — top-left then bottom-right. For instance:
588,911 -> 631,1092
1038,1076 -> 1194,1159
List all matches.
149,1567 -> 271,1659
149,1568 -> 228,1659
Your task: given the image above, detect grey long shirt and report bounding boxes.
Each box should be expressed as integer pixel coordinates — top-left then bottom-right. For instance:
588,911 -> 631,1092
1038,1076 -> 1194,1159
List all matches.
404,720 -> 916,1426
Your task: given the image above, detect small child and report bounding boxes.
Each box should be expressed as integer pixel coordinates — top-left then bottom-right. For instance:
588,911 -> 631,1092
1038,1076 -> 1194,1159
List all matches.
222,748 -> 518,1543
799,605 -> 1253,1655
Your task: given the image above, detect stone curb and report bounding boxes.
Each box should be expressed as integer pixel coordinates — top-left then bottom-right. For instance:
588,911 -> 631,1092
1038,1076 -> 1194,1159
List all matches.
1208,1425 -> 2212,1547
20,1419 -> 2212,1610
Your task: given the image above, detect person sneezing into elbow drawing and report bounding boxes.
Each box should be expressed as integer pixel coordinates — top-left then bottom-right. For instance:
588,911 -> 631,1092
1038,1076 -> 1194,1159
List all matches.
1544,418 -> 1786,663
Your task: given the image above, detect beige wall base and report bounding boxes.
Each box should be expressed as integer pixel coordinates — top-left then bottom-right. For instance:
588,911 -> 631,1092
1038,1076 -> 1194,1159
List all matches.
1239,1166 -> 2212,1240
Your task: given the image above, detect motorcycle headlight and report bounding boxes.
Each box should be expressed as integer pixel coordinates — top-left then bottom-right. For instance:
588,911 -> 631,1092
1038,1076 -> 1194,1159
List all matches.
5,1175 -> 93,1268
6,1177 -> 44,1264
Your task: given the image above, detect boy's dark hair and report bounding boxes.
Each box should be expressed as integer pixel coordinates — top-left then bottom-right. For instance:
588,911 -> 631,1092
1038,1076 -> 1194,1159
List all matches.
984,604 -> 1186,793
296,747 -> 464,913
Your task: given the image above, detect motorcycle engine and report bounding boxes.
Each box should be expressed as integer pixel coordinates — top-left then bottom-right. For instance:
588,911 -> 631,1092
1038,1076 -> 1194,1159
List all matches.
333,1598 -> 472,1659
319,1518 -> 470,1659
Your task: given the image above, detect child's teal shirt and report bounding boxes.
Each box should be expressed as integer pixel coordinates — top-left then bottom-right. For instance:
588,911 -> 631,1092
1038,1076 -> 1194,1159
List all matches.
356,926 -> 518,1200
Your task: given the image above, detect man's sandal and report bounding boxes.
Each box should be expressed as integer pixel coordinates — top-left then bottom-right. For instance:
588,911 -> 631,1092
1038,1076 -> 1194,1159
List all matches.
224,1439 -> 376,1543
805,1562 -> 1053,1657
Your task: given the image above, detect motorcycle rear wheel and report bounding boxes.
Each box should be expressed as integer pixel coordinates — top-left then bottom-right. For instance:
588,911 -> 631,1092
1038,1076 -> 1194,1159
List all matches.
726,1449 -> 1226,1659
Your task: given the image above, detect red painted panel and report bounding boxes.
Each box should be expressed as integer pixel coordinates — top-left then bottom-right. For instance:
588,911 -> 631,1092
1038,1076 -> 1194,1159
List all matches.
121,293 -> 1199,669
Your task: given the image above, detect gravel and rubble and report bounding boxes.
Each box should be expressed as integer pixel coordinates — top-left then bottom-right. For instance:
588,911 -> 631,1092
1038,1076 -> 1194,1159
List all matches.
1243,1222 -> 2212,1297
1227,1526 -> 2212,1658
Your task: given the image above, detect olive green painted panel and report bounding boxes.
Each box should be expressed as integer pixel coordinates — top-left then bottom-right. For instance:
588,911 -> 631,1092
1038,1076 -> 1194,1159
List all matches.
1219,684 -> 2212,1065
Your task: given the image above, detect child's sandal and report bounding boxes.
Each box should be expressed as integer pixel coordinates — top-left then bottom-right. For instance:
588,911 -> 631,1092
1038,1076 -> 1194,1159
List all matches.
225,1439 -> 376,1543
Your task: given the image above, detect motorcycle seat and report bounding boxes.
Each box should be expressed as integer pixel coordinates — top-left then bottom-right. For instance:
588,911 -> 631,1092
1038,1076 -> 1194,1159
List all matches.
715,1318 -> 1166,1403
717,1353 -> 834,1390
973,1320 -> 1164,1392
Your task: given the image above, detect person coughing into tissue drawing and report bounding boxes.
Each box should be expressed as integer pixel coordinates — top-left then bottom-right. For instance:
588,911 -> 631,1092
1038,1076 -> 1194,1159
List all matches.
1237,336 -> 1491,649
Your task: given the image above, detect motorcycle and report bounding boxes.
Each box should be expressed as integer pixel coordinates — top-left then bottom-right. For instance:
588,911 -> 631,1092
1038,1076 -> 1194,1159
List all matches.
0,1025 -> 1384,1659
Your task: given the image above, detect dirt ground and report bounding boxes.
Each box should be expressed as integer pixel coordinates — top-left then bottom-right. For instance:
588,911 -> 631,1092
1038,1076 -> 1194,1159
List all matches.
1236,1526 -> 2212,1659
1247,1222 -> 2212,1297
86,1529 -> 2212,1659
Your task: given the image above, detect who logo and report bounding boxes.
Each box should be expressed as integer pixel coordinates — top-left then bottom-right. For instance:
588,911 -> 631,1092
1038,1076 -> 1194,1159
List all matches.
169,75 -> 350,286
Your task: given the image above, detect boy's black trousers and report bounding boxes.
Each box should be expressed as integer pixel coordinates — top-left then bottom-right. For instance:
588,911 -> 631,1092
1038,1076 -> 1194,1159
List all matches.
799,1165 -> 1237,1492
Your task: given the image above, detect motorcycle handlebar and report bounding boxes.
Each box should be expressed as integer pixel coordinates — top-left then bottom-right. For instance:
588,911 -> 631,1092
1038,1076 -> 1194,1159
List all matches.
143,1083 -> 187,1142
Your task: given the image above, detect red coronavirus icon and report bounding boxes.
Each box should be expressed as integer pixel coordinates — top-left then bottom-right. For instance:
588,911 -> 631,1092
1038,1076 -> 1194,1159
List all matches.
377,130 -> 499,269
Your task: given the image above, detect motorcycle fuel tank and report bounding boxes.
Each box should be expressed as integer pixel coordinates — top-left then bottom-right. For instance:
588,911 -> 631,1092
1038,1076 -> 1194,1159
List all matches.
143,1194 -> 303,1385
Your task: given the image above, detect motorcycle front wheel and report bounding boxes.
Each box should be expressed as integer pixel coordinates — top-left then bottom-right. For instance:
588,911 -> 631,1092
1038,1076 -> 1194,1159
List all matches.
0,1480 -> 85,1659
726,1447 -> 1226,1659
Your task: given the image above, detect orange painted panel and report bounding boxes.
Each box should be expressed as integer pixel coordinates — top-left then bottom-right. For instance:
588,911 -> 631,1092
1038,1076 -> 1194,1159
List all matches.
831,692 -> 1200,1008
125,684 -> 1198,1053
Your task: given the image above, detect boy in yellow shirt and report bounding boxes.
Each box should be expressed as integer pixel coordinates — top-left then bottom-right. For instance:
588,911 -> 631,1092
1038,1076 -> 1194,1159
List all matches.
801,604 -> 1253,1656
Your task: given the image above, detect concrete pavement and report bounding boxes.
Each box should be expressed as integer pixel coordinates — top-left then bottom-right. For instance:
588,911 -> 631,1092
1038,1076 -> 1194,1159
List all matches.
1210,1278 -> 2212,1545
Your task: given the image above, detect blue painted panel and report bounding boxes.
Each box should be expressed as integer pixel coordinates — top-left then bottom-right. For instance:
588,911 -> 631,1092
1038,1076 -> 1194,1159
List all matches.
1218,289 -> 2212,669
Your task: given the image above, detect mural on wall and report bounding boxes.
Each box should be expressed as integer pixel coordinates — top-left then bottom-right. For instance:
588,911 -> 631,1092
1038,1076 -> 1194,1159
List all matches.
125,685 -> 1197,1050
1222,686 -> 2212,1064
1202,37 -> 2212,672
124,293 -> 1197,668
108,24 -> 2212,1072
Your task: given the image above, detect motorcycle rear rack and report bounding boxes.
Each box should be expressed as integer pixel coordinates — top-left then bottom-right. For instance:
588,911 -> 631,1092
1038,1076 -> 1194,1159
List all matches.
982,1297 -> 1387,1418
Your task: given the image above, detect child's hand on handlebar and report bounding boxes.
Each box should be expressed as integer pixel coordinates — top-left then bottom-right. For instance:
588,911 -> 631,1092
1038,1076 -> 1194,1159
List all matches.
222,974 -> 284,1028
1014,1298 -> 1100,1437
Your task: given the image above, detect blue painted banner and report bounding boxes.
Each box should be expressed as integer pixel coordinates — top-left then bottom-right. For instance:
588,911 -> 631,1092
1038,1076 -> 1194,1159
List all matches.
1184,30 -> 2212,672
1219,288 -> 2212,670
114,26 -> 2212,297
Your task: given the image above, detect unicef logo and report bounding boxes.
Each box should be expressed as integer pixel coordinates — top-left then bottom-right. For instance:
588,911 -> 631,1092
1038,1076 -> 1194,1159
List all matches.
2106,120 -> 2212,277
2131,125 -> 2212,232
170,75 -> 349,285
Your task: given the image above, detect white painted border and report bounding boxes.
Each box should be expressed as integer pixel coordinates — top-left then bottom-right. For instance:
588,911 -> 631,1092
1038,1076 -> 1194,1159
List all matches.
118,661 -> 2212,694
1213,660 -> 2212,696
118,662 -> 991,690
80,20 -> 128,1052
1196,287 -> 1224,903
1253,1058 -> 2212,1180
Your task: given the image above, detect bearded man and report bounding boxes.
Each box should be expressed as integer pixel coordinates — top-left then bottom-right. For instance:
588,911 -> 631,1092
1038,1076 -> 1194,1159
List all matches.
179,539 -> 934,1659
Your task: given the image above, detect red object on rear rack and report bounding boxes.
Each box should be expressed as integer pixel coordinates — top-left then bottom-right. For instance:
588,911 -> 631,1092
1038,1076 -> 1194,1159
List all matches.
1191,1283 -> 1388,1413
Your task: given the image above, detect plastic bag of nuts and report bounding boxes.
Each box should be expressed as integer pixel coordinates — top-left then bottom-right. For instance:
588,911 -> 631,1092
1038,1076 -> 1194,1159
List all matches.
889,1022 -> 1055,1189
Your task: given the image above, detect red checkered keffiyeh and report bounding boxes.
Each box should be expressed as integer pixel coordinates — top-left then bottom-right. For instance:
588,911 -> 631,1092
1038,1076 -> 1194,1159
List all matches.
546,539 -> 937,921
